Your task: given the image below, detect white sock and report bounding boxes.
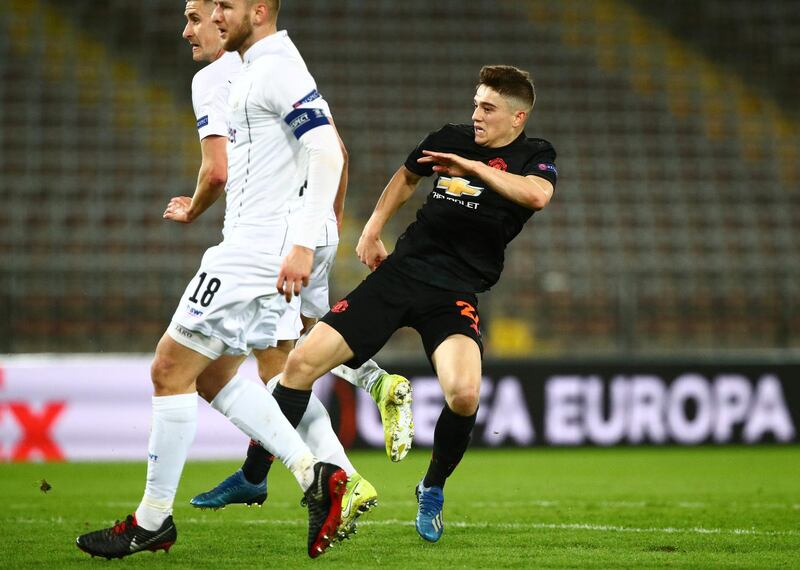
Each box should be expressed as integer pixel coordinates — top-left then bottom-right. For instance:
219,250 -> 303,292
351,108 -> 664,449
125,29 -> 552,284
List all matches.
331,359 -> 385,395
135,392 -> 197,531
266,375 -> 356,476
210,375 -> 316,489
289,451 -> 317,491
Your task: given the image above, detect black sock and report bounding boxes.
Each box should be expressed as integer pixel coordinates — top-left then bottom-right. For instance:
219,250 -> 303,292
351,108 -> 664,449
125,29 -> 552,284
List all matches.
241,440 -> 275,485
271,383 -> 312,428
423,404 -> 477,489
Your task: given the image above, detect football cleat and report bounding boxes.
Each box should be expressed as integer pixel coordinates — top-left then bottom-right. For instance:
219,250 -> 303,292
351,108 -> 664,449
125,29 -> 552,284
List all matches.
370,373 -> 414,462
189,469 -> 267,509
302,462 -> 348,558
336,472 -> 378,541
415,481 -> 444,543
76,514 -> 176,559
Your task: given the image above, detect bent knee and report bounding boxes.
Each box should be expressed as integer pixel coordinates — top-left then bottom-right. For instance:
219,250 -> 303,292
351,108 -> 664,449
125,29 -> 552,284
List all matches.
150,355 -> 179,393
446,387 -> 480,416
283,348 -> 313,381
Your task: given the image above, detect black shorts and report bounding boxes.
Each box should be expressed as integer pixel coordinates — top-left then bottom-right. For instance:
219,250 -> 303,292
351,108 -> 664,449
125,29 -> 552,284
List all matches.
321,264 -> 483,370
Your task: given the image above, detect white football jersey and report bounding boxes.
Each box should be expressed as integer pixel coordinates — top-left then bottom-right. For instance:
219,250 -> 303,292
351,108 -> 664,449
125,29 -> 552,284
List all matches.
191,51 -> 241,141
224,31 -> 338,249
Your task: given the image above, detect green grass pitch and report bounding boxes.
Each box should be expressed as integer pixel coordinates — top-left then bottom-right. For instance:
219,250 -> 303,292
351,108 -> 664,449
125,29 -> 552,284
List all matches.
1,447 -> 798,568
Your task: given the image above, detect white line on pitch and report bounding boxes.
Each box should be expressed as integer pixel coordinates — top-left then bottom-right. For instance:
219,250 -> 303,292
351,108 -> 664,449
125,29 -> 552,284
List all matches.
8,516 -> 797,537
8,499 -> 797,511
230,519 -> 797,538
444,500 -> 798,511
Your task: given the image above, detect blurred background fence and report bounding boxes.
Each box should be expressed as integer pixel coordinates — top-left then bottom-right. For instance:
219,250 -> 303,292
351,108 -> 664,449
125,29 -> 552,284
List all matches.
1,0 -> 798,359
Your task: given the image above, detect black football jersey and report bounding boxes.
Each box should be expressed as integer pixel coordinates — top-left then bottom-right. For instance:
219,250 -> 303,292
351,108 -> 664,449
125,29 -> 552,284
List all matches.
382,123 -> 557,293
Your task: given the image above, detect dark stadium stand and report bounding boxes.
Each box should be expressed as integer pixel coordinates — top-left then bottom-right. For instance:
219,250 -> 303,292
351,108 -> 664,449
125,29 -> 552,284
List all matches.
0,0 -> 797,355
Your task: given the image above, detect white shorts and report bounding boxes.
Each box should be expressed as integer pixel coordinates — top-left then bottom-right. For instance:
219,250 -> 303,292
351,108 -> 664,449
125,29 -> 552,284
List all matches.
274,244 -> 338,340
168,244 -> 292,358
302,244 -> 337,318
275,296 -> 302,342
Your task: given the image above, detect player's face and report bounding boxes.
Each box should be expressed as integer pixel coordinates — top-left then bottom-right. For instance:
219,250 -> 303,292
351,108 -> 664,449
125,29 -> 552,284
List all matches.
182,1 -> 222,63
472,85 -> 522,148
212,0 -> 254,53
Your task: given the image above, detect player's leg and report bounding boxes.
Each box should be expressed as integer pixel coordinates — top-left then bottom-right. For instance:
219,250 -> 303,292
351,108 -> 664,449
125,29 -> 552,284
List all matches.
264,372 -> 377,540
275,321 -> 356,421
190,249 -> 349,557
78,245 -> 346,558
76,329 -> 216,558
331,357 -> 414,461
302,246 -> 415,461
138,333 -> 217,524
275,264 -> 408,402
212,304 -> 374,537
191,353 -> 276,509
193,348 -> 349,557
428,334 -> 481,482
271,245 -> 361,416
298,246 -> 386,395
192,339 -> 349,510
191,293 -> 300,508
190,347 -> 348,557
239,340 -> 295,484
270,267 -> 410,553
411,289 -> 483,543
75,244 -> 248,558
415,334 -> 481,543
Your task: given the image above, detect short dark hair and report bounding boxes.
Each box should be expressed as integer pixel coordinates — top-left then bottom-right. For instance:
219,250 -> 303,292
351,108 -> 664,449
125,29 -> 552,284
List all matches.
478,65 -> 535,112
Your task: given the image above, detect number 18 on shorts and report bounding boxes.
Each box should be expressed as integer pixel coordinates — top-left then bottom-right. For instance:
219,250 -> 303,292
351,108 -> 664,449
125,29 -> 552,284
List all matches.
168,244 -> 290,358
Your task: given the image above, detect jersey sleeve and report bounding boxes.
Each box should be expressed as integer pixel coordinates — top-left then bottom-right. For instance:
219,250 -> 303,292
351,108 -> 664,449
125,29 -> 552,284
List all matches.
521,143 -> 558,187
191,71 -> 230,141
262,62 -> 332,139
404,126 -> 449,177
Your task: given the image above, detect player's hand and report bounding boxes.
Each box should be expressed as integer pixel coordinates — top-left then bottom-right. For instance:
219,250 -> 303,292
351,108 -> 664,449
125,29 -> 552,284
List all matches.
356,233 -> 388,271
277,245 -> 314,302
417,150 -> 478,178
163,196 -> 194,223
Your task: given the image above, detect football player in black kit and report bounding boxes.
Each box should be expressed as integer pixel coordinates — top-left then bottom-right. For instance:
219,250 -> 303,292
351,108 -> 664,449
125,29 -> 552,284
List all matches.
270,65 -> 557,543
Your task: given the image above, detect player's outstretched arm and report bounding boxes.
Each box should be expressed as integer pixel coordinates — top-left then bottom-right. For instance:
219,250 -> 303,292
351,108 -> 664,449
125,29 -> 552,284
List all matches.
163,135 -> 228,223
357,166 -> 422,271
418,150 -> 553,210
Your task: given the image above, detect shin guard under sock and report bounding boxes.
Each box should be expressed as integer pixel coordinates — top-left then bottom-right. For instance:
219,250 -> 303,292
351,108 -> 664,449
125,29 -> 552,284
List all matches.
271,382 -> 312,428
423,404 -> 477,489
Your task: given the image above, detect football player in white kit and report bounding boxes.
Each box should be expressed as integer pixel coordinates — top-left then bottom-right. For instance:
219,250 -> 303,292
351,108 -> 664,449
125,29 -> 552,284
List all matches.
76,0 -> 352,560
161,0 -> 413,539
162,0 -> 411,539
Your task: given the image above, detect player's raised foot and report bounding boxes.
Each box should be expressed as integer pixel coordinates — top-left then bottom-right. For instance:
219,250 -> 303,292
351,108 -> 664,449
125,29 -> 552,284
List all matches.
415,481 -> 444,543
189,469 -> 267,509
335,472 -> 378,541
302,462 -> 348,558
76,514 -> 176,559
369,373 -> 414,462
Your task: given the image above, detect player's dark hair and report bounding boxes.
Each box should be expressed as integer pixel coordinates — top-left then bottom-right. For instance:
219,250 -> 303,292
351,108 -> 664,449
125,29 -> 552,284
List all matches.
478,65 -> 535,111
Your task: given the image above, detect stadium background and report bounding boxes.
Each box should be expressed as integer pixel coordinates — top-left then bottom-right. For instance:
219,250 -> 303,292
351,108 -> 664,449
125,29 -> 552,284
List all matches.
0,0 -> 799,456
1,2 -> 799,567
2,0 -> 798,358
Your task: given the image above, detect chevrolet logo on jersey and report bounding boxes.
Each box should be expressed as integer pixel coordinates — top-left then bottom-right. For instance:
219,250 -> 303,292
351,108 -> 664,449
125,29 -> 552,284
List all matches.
436,177 -> 483,198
